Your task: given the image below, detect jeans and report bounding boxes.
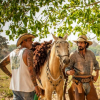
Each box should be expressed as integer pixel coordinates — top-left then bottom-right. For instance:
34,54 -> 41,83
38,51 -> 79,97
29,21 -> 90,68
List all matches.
12,91 -> 35,100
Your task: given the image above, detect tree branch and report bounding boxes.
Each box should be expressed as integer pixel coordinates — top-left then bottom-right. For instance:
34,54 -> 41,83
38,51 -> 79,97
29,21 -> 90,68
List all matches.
66,1 -> 100,8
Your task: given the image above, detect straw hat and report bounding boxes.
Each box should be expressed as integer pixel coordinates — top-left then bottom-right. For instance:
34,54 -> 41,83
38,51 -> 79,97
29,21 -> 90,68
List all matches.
74,35 -> 92,45
16,33 -> 35,47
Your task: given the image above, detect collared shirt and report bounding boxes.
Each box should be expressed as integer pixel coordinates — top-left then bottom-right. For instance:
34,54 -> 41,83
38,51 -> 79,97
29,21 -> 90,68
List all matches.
65,49 -> 99,94
66,49 -> 99,76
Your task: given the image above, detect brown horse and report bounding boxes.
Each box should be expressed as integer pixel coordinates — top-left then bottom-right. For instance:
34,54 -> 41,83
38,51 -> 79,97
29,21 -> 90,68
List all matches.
37,34 -> 70,100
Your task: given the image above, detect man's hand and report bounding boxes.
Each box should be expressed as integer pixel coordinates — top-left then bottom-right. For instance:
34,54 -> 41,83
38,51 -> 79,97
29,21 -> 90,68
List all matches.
92,76 -> 98,82
34,86 -> 40,97
66,69 -> 75,75
92,70 -> 99,82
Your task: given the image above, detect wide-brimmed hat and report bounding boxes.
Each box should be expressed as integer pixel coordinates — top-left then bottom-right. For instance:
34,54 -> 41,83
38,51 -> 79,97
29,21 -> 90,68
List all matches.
16,33 -> 35,47
74,35 -> 92,45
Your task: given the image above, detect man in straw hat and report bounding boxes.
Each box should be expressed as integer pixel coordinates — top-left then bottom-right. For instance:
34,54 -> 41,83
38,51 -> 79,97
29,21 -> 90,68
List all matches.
0,33 -> 40,100
65,35 -> 99,100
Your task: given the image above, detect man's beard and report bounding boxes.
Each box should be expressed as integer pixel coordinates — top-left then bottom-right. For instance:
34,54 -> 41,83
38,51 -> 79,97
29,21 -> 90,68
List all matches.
78,46 -> 85,51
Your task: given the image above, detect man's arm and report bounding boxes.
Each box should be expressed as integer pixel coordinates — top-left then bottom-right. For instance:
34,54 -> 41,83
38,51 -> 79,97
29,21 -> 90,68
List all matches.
0,55 -> 12,77
27,49 -> 40,96
65,53 -> 75,75
92,52 -> 99,82
93,70 -> 99,82
27,50 -> 37,86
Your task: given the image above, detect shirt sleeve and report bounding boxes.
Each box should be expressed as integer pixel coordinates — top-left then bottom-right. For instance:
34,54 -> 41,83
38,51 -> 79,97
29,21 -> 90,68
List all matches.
91,51 -> 99,70
65,52 -> 75,75
93,55 -> 99,70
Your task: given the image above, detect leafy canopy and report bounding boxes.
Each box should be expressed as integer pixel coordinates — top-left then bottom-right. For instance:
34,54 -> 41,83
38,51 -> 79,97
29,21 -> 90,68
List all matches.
0,0 -> 100,40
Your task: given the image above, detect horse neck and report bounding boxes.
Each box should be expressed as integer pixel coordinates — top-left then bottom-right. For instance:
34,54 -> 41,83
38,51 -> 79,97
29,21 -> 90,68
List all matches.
48,45 -> 61,76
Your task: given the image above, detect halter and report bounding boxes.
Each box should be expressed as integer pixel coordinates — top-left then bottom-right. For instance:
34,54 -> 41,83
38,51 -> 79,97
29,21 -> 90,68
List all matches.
55,41 -> 69,68
55,41 -> 69,57
46,40 -> 69,89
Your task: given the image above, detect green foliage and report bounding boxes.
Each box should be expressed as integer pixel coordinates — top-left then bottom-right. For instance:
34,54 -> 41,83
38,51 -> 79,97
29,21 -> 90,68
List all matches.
0,36 -> 16,61
0,35 -> 8,50
89,45 -> 100,56
70,44 -> 77,53
0,0 -> 100,40
0,44 -> 16,61
0,35 -> 8,61
8,44 -> 16,52
4,89 -> 13,97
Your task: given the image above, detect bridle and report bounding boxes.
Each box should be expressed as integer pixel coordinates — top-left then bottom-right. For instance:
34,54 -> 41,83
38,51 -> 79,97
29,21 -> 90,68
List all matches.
55,41 -> 69,67
55,41 -> 69,57
46,40 -> 69,89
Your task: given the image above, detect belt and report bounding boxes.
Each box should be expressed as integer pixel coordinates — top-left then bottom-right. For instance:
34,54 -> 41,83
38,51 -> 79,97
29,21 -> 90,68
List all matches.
73,76 -> 92,84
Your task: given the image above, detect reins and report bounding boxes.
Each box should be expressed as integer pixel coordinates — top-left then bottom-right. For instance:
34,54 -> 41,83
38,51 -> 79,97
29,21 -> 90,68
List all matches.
46,40 -> 69,89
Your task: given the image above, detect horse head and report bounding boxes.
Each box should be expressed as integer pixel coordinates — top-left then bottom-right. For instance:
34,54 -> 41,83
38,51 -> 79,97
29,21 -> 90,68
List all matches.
52,34 -> 70,68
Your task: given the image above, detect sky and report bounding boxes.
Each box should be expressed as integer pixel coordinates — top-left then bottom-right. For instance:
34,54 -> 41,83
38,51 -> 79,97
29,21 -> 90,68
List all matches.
0,20 -> 98,46
0,31 -> 78,45
1,30 -> 98,46
0,22 -> 80,45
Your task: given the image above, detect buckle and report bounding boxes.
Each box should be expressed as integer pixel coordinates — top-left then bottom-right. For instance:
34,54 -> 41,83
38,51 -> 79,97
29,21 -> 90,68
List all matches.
73,79 -> 79,84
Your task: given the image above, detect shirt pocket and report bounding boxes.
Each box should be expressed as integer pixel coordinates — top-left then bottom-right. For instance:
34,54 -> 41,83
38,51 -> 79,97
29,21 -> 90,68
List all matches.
75,61 -> 84,75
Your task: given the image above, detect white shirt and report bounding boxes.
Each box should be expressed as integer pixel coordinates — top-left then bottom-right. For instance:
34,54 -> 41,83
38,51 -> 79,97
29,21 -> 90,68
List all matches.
10,48 -> 35,92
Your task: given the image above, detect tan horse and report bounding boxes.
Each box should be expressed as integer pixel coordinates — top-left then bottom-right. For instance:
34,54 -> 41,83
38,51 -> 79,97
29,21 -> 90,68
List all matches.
37,34 -> 70,100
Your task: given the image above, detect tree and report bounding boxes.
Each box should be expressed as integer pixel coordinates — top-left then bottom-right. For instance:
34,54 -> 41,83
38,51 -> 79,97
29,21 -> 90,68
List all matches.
8,44 -> 16,52
91,40 -> 98,47
0,35 -> 8,50
0,0 -> 100,40
0,35 -> 8,60
95,45 -> 100,56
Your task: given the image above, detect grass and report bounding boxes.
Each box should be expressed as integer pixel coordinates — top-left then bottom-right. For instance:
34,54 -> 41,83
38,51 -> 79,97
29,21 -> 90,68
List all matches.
0,64 -> 13,99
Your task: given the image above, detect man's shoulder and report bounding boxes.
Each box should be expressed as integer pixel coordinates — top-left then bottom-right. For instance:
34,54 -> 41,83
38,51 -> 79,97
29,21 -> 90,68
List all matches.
10,49 -> 18,55
70,50 -> 77,57
22,48 -> 33,62
70,50 -> 77,55
12,48 -> 29,54
87,49 -> 94,55
23,48 -> 32,54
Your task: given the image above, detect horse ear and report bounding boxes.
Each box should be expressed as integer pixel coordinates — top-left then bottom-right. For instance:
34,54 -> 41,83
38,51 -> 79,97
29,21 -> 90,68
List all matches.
63,34 -> 68,40
52,34 -> 58,41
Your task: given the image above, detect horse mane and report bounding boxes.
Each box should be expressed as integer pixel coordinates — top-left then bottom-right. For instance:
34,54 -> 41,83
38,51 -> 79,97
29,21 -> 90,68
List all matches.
30,40 -> 52,75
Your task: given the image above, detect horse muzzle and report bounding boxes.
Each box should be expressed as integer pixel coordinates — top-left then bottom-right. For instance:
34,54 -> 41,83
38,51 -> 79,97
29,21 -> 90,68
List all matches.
63,59 -> 70,65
